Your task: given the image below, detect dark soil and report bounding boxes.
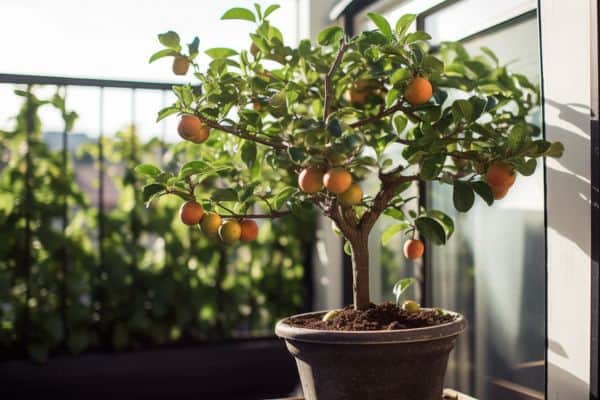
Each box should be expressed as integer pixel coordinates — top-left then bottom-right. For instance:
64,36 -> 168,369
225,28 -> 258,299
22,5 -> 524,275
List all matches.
285,302 -> 456,331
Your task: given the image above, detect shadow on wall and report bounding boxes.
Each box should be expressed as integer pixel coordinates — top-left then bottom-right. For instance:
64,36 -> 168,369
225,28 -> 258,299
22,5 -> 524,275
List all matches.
548,363 -> 590,400
545,98 -> 591,257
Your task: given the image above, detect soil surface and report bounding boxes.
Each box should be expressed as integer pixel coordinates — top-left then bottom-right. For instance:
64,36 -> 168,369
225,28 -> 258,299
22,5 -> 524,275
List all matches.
285,302 -> 456,331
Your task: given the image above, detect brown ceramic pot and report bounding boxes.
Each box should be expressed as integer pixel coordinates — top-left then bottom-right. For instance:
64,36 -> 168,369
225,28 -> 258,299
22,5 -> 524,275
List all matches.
275,309 -> 466,400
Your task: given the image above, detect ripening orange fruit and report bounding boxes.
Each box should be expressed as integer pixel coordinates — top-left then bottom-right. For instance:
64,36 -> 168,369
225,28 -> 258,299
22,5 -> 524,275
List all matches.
200,212 -> 222,236
490,184 -> 510,200
403,239 -> 425,260
404,77 -> 433,106
172,55 -> 190,75
250,42 -> 259,57
323,168 -> 353,194
179,201 -> 205,225
219,220 -> 242,244
337,183 -> 363,207
347,79 -> 381,107
240,219 -> 259,242
178,115 -> 210,144
298,167 -> 324,193
486,163 -> 516,189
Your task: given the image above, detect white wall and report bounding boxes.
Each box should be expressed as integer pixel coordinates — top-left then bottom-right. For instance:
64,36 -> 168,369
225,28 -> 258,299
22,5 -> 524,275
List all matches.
540,0 -> 594,397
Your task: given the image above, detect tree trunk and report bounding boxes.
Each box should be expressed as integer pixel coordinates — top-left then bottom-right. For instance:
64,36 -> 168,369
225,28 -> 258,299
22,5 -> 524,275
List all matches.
349,234 -> 370,310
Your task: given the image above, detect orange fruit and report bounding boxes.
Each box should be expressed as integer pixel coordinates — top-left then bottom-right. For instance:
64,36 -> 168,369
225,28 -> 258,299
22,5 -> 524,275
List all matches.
200,212 -> 222,236
323,168 -> 353,194
486,163 -> 516,188
219,220 -> 242,244
179,201 -> 205,225
404,77 -> 433,106
240,219 -> 259,242
490,184 -> 510,200
172,55 -> 190,75
347,79 -> 381,106
298,167 -> 324,193
178,115 -> 209,144
403,239 -> 424,260
250,42 -> 259,57
337,183 -> 363,207
253,102 -> 262,112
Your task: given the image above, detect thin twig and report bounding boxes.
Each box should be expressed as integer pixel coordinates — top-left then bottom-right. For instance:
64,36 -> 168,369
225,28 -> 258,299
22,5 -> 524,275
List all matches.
197,113 -> 286,150
323,37 -> 349,121
218,211 -> 291,219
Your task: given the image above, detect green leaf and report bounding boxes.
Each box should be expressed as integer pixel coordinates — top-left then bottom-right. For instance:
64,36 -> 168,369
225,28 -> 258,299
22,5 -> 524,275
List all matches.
273,187 -> 297,210
404,31 -> 431,44
135,164 -> 162,177
452,99 -> 474,122
426,210 -> 454,239
480,46 -> 499,66
472,181 -> 494,206
507,123 -> 530,153
205,47 -> 238,59
221,7 -> 256,22
395,14 -> 416,37
415,216 -> 446,245
317,26 -> 343,46
264,4 -> 280,18
143,183 -> 166,203
212,188 -> 239,202
326,118 -> 342,137
391,68 -> 411,85
158,31 -> 181,50
545,142 -> 565,158
516,158 -> 537,176
382,223 -> 409,245
423,55 -> 444,72
179,160 -> 209,178
453,181 -> 475,212
367,13 -> 393,40
393,278 -> 415,305
187,37 -> 200,57
149,49 -> 177,63
241,141 -> 257,169
156,106 -> 179,122
393,114 -> 408,135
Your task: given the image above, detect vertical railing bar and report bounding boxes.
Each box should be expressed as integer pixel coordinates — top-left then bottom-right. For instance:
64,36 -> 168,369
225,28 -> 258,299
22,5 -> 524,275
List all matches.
160,90 -> 167,156
129,89 -> 139,302
23,84 -> 34,351
97,86 -> 106,344
60,85 -> 70,346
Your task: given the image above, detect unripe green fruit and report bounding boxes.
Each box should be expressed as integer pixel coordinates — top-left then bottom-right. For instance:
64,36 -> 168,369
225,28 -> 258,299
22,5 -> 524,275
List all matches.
402,300 -> 420,314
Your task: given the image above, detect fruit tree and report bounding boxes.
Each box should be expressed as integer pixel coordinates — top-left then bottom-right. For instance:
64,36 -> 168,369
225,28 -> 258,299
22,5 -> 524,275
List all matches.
137,4 -> 563,310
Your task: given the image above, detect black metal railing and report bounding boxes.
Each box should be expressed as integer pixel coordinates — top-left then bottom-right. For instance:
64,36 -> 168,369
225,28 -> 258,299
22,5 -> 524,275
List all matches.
0,74 -> 314,360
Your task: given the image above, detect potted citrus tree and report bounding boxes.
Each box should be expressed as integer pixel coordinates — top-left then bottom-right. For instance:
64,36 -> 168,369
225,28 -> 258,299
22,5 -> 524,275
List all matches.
138,4 -> 563,399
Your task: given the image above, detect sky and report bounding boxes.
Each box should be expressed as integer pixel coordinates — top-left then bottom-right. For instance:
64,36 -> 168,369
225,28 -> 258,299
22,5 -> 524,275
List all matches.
0,0 -> 299,140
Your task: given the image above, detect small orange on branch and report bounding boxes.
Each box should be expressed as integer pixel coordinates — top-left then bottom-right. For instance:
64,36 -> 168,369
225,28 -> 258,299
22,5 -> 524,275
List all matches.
178,115 -> 210,144
240,219 -> 259,242
179,201 -> 205,225
404,77 -> 433,106
323,168 -> 353,194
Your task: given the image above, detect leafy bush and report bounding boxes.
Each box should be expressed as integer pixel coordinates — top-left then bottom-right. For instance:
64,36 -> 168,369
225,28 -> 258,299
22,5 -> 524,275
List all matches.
0,87 -> 314,362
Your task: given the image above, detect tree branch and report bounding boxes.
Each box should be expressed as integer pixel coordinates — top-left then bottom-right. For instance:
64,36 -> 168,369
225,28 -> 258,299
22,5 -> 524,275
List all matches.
218,210 -> 291,219
197,113 -> 287,150
348,102 -> 418,145
323,38 -> 349,121
359,174 -> 420,232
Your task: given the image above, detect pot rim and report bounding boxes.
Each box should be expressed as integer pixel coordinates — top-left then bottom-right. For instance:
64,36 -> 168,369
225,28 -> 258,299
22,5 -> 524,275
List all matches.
275,308 -> 466,344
